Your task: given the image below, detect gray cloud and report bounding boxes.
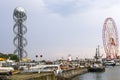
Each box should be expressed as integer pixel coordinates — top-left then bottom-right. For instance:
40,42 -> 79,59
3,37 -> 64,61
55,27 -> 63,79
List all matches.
42,0 -> 120,16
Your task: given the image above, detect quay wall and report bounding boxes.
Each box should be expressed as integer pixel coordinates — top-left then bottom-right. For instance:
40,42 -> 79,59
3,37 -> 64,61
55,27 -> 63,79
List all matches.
12,73 -> 55,80
11,68 -> 88,80
26,73 -> 55,80
62,68 -> 88,78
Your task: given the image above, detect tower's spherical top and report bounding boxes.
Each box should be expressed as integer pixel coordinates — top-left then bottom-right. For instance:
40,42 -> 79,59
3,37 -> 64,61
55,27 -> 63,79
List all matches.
14,7 -> 26,19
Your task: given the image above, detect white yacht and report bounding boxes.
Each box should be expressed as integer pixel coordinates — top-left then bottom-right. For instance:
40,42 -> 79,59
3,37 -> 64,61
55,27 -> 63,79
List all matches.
0,59 -> 14,73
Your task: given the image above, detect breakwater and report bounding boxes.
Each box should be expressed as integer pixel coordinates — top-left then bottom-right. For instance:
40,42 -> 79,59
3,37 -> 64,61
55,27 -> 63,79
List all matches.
11,68 -> 88,80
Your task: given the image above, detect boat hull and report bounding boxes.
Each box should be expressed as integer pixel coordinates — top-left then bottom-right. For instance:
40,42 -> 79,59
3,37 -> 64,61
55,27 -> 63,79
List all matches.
88,67 -> 105,72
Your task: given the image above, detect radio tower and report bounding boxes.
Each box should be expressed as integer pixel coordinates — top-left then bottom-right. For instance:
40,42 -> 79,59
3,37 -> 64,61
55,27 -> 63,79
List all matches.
13,7 -> 27,61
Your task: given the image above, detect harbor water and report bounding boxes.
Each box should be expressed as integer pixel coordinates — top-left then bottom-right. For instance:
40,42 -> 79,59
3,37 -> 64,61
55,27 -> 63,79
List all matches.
72,66 -> 120,80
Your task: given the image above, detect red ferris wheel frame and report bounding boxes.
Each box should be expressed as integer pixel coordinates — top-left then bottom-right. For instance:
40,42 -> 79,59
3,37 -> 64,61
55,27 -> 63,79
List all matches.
102,17 -> 119,59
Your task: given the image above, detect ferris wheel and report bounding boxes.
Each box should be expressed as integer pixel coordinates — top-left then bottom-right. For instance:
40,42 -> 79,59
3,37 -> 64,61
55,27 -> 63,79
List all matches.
102,17 -> 119,59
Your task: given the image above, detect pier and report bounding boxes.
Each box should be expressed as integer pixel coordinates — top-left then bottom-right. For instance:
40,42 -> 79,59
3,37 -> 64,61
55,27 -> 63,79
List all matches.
10,68 -> 88,80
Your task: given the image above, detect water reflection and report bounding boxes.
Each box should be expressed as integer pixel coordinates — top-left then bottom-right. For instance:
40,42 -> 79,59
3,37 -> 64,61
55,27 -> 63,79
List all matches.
95,73 -> 102,80
72,66 -> 120,80
73,72 -> 105,80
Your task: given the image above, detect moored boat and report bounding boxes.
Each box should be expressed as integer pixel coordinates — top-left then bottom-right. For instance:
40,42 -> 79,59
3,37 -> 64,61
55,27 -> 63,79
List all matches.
103,59 -> 116,66
89,45 -> 105,72
88,63 -> 105,72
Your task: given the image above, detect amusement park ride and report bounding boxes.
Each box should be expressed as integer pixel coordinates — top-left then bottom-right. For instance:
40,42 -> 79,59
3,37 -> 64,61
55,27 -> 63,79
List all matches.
13,7 -> 28,61
103,17 -> 119,60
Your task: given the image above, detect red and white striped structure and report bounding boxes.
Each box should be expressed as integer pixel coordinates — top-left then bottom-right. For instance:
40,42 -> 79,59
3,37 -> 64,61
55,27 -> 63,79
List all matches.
102,17 -> 119,59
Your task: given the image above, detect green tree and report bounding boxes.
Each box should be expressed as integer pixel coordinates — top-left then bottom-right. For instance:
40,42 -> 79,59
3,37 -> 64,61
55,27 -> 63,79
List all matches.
8,54 -> 19,62
0,52 -> 19,62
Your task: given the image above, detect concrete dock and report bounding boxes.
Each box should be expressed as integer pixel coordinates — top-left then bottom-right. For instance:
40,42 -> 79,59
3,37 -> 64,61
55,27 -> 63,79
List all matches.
9,68 -> 88,80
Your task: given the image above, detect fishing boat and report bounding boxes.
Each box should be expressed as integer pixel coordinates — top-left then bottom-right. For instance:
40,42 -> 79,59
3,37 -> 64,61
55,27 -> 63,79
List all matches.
88,46 -> 105,72
88,63 -> 105,72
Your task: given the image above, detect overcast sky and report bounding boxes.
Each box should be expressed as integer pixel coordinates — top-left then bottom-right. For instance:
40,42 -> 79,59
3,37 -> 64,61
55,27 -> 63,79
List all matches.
0,0 -> 120,60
